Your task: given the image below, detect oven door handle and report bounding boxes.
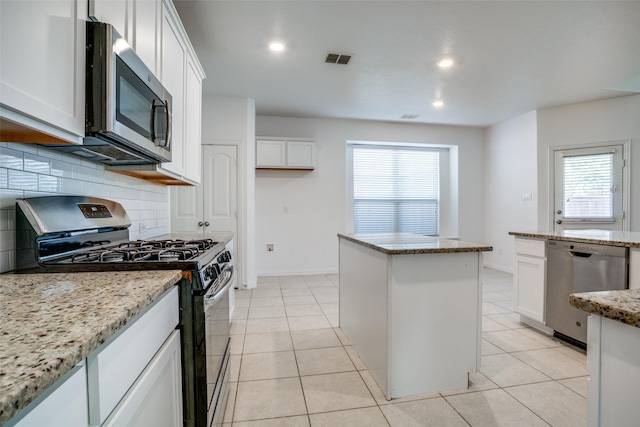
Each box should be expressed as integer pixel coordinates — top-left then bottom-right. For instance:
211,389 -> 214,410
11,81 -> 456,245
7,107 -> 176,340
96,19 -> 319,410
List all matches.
204,266 -> 233,303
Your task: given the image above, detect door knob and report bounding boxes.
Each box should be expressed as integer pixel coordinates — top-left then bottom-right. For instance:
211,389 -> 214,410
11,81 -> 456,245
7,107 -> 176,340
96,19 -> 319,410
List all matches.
204,221 -> 210,227
198,221 -> 204,227
556,219 -> 562,224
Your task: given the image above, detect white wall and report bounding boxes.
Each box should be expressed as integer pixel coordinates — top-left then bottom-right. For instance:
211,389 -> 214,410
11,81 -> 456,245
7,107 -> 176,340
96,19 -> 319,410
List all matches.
255,115 -> 486,275
0,142 -> 169,273
536,94 -> 640,231
200,94 -> 257,287
483,111 -> 538,272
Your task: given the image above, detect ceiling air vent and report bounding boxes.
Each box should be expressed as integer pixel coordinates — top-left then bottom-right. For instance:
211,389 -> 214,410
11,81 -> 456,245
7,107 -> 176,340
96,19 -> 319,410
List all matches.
401,114 -> 420,120
325,53 -> 352,65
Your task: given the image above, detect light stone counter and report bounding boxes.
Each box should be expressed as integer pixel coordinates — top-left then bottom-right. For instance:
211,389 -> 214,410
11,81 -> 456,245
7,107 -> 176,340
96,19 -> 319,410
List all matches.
509,229 -> 640,248
338,232 -> 493,255
569,289 -> 640,328
0,270 -> 182,424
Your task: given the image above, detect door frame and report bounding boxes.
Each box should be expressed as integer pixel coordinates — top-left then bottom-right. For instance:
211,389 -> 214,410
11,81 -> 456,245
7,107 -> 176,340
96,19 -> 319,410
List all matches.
548,139 -> 631,232
202,139 -> 247,289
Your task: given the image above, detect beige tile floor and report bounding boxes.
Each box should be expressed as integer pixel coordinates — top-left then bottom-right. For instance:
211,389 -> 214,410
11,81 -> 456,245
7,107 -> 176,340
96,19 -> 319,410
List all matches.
223,268 -> 588,426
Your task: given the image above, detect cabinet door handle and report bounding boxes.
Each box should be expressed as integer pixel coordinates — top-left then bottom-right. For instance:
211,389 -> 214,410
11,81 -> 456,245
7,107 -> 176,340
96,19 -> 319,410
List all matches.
204,221 -> 210,227
198,221 -> 204,227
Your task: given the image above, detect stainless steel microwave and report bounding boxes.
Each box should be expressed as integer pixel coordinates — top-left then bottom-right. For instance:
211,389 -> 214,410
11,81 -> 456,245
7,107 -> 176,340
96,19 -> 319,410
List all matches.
48,21 -> 172,165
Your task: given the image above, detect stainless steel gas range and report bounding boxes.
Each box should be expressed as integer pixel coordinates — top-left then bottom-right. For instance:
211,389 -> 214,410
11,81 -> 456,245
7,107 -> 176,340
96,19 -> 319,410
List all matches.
15,195 -> 232,427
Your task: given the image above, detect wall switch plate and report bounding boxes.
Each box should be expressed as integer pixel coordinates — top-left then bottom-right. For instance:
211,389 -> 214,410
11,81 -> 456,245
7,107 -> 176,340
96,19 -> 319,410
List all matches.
266,243 -> 275,252
521,192 -> 533,201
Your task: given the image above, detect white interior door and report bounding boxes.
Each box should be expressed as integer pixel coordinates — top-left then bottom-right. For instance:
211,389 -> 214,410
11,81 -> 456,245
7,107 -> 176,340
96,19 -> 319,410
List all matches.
202,145 -> 238,236
553,143 -> 627,232
170,182 -> 203,233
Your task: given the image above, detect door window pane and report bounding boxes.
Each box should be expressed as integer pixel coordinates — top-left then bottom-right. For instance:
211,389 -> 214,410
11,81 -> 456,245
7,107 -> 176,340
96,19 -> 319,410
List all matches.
563,153 -> 613,219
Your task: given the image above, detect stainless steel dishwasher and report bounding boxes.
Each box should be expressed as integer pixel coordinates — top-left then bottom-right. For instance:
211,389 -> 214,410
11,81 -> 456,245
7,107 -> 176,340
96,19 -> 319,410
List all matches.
546,240 -> 628,347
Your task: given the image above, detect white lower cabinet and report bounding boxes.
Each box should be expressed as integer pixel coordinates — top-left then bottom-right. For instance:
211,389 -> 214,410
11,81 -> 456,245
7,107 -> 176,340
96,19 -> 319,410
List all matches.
87,286 -> 180,426
630,248 -> 640,290
514,238 -> 546,324
103,330 -> 182,426
587,315 -> 640,427
6,363 -> 88,427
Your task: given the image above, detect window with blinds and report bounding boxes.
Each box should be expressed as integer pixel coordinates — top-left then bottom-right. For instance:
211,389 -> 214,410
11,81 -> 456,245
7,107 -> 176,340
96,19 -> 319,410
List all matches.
352,145 -> 440,234
562,153 -> 613,219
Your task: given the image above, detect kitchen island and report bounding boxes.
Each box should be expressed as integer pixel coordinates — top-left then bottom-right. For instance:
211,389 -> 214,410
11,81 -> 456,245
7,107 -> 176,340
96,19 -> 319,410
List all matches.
569,289 -> 640,427
0,270 -> 182,425
338,233 -> 492,399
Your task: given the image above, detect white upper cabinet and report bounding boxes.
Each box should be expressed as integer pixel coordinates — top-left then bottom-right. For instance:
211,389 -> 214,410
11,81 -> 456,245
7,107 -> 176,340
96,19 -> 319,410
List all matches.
131,0 -> 160,74
0,0 -> 86,144
256,138 -> 316,170
158,2 -> 186,178
89,0 -> 128,39
155,0 -> 205,185
95,0 -> 205,185
183,55 -> 203,183
89,0 -> 159,75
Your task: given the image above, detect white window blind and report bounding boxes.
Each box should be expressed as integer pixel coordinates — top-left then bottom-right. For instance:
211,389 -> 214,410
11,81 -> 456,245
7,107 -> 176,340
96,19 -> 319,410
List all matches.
352,145 -> 440,234
562,153 -> 613,219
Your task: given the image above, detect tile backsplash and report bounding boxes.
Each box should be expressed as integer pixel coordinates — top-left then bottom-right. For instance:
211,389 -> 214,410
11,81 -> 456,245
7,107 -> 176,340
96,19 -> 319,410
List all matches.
0,142 -> 170,273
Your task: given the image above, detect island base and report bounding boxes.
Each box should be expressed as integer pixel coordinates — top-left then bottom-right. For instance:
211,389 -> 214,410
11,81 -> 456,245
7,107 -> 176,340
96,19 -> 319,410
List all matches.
339,238 -> 483,399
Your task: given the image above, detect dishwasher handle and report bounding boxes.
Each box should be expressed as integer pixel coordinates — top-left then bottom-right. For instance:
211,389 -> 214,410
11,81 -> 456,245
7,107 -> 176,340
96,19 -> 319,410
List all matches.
569,251 -> 593,258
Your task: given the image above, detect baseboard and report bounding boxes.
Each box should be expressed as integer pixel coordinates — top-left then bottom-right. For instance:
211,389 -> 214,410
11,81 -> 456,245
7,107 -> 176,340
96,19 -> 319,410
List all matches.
256,269 -> 339,277
482,262 -> 514,274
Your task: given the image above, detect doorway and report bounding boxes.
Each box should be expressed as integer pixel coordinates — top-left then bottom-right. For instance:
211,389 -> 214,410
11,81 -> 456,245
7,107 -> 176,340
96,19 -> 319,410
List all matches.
551,141 -> 629,232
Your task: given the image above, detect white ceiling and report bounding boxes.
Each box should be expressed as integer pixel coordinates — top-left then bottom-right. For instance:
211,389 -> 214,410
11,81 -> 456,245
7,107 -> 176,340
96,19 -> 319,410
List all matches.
173,0 -> 640,127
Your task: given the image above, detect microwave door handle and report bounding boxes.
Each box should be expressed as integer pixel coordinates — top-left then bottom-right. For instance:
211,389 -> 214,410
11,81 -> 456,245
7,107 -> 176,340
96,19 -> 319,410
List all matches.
150,99 -> 170,148
164,99 -> 171,149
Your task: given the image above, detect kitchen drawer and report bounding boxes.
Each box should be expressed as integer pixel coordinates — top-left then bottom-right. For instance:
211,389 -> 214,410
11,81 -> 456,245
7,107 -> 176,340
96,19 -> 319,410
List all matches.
514,238 -> 545,258
87,286 -> 179,425
5,363 -> 87,427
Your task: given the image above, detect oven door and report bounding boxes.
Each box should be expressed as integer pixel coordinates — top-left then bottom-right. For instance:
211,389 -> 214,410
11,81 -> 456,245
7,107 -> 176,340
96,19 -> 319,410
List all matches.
203,272 -> 232,427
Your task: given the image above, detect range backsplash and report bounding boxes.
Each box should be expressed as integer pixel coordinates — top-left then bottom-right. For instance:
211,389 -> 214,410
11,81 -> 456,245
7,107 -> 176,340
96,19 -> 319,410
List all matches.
0,142 -> 170,273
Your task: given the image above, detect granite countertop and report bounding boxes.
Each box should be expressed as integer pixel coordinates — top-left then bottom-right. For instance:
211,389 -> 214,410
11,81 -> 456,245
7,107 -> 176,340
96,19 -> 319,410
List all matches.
338,233 -> 493,254
570,290 -> 640,329
0,270 -> 182,424
509,229 -> 640,248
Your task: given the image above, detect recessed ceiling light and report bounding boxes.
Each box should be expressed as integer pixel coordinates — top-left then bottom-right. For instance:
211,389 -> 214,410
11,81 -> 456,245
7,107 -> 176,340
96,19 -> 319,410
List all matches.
269,42 -> 285,52
437,58 -> 454,68
432,100 -> 445,107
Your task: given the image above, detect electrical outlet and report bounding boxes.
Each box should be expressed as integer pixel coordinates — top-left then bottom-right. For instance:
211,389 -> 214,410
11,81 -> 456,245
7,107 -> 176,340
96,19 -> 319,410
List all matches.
266,243 -> 275,252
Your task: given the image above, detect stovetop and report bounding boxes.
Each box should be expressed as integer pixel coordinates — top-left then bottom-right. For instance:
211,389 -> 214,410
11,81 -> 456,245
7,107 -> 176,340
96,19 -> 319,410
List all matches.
58,239 -> 220,264
32,238 -> 226,274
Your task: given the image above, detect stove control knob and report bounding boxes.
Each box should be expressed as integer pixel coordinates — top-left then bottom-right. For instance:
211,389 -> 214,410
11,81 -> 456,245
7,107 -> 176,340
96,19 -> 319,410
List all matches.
205,265 -> 219,281
218,251 -> 231,263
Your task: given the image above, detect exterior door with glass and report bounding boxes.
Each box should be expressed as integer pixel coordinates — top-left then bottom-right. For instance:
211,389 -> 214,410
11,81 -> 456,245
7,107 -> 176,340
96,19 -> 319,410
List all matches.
553,142 -> 627,232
